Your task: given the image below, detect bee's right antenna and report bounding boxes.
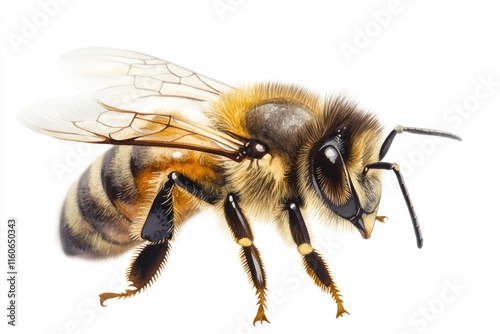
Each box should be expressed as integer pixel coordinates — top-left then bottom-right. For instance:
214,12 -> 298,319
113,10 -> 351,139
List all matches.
365,125 -> 462,249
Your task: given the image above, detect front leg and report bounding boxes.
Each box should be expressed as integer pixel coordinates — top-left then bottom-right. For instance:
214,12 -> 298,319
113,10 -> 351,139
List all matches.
224,194 -> 269,325
286,200 -> 349,318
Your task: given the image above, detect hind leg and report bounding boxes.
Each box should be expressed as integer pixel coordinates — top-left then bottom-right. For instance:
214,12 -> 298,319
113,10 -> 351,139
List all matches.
100,171 -> 218,304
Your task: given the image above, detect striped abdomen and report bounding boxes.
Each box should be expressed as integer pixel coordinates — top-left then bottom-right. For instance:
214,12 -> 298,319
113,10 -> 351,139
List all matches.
60,145 -> 223,258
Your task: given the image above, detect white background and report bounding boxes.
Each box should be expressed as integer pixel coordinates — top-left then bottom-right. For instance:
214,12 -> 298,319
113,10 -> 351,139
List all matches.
1,0 -> 499,333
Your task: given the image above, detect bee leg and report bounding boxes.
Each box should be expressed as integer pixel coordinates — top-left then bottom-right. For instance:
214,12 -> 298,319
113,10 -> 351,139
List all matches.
100,172 -> 220,305
168,171 -> 219,204
141,171 -> 218,242
100,179 -> 177,305
224,193 -> 269,325
99,241 -> 171,304
286,200 -> 349,318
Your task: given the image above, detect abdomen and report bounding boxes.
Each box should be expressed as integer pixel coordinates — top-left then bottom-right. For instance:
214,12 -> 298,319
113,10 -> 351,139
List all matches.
60,145 -> 224,258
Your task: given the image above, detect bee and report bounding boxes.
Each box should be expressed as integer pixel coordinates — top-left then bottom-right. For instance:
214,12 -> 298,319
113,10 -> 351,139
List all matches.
18,48 -> 461,324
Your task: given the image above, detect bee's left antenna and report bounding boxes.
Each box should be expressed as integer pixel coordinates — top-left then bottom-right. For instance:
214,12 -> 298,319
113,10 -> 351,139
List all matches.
379,125 -> 462,160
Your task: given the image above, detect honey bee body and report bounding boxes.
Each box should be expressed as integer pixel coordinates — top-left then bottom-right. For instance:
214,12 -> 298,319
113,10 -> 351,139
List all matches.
19,48 -> 461,324
64,84 -> 379,257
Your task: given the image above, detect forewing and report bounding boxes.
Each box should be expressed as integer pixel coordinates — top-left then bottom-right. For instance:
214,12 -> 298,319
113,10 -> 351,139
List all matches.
18,96 -> 245,160
19,48 -> 247,160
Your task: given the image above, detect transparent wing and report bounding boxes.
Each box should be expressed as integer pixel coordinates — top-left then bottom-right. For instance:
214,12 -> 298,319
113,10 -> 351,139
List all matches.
19,48 -> 250,161
60,47 -> 234,113
18,96 -> 246,161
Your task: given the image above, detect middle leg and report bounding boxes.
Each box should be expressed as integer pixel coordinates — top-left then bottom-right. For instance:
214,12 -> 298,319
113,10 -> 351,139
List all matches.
224,193 -> 269,325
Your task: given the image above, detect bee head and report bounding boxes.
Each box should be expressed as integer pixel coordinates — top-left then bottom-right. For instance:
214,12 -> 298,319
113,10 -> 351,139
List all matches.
302,96 -> 384,239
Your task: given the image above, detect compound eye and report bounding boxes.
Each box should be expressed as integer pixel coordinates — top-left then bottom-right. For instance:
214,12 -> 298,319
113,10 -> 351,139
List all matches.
313,144 -> 348,202
311,139 -> 357,219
